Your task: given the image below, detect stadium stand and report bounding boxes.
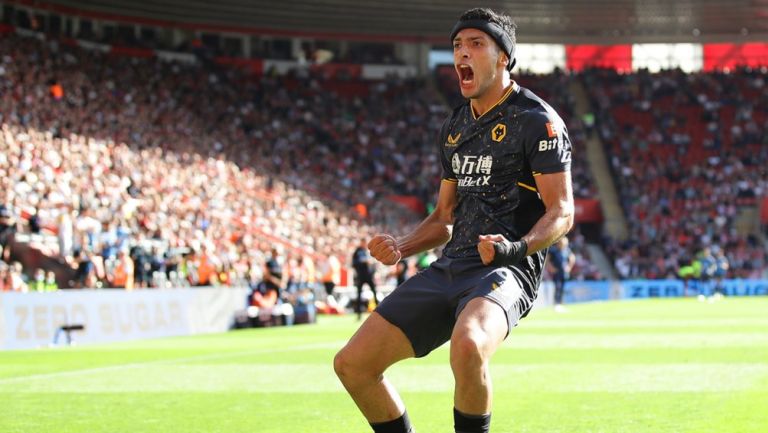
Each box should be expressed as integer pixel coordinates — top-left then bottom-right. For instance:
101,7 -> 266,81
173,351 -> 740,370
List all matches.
0,3 -> 766,299
583,67 -> 768,279
0,30 -> 447,294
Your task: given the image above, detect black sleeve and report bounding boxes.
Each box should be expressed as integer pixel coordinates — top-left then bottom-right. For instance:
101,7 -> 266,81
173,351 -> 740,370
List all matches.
437,117 -> 457,182
522,109 -> 572,175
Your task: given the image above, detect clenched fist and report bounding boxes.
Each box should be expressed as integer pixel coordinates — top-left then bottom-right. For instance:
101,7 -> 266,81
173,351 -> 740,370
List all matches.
477,234 -> 506,265
368,234 -> 402,266
478,234 -> 528,267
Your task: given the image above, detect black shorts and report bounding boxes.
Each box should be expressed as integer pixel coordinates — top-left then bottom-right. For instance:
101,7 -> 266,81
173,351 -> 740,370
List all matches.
375,255 -> 537,358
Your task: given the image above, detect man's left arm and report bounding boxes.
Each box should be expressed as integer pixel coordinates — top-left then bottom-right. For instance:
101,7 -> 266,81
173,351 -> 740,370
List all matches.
521,171 -> 574,255
478,171 -> 573,264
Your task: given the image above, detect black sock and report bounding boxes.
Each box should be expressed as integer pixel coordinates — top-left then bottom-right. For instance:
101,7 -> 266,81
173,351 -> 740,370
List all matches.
370,410 -> 413,433
454,408 -> 491,433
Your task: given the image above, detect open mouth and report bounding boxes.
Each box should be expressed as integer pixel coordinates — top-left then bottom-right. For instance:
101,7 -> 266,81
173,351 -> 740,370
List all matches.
457,64 -> 474,85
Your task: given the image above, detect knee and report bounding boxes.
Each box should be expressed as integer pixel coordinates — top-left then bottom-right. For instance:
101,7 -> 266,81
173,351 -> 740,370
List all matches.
450,330 -> 489,372
333,348 -> 352,380
334,347 -> 374,384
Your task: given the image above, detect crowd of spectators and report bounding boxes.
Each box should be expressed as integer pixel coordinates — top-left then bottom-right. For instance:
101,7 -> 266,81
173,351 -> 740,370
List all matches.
2,34 -> 606,288
0,204 -> 58,291
1,29 -> 765,292
584,67 -> 768,279
0,122 -> 375,289
0,31 -> 447,292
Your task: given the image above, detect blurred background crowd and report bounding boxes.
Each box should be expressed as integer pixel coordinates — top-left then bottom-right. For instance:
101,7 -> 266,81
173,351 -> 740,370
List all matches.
1,24 -> 766,302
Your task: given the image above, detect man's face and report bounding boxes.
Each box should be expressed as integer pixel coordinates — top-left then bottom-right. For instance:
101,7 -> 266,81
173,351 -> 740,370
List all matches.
453,28 -> 506,99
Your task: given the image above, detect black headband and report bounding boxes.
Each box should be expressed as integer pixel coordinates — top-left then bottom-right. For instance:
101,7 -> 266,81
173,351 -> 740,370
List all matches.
450,19 -> 516,71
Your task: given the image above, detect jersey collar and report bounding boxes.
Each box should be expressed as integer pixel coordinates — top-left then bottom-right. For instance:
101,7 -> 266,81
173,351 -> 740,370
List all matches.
471,81 -> 519,120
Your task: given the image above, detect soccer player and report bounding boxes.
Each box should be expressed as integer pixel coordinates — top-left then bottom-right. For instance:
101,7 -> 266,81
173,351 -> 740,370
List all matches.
548,236 -> 576,312
695,246 -> 717,302
711,247 -> 729,301
333,7 -> 574,433
352,238 -> 380,319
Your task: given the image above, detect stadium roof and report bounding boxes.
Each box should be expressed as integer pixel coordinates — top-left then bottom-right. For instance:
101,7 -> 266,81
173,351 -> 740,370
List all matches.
32,0 -> 768,44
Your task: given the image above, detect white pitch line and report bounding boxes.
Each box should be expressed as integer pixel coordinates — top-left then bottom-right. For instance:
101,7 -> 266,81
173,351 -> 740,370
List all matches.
503,332 -> 768,349
525,318 -> 768,328
4,362 -> 767,394
0,340 -> 347,386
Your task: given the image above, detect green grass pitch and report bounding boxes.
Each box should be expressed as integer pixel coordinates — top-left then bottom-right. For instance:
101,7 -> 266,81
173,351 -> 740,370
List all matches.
1,297 -> 767,433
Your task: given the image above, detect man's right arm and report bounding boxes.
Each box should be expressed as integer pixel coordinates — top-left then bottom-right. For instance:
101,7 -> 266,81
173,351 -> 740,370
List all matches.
368,179 -> 457,265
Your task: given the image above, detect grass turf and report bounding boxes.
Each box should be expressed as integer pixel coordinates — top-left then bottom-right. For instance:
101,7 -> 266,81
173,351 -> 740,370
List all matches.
1,297 -> 766,432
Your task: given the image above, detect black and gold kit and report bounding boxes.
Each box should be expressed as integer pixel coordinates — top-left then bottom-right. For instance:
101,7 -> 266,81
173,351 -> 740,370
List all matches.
376,83 -> 572,357
441,83 -> 572,256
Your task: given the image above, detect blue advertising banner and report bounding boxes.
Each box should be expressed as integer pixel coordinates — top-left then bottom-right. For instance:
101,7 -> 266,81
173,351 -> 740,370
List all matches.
719,280 -> 768,296
555,279 -> 768,303
563,281 -> 612,303
622,280 -> 686,298
621,279 -> 768,299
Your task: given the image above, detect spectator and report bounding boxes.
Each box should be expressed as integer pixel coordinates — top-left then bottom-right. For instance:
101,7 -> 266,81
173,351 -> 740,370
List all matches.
9,261 -> 28,292
30,268 -> 46,292
109,249 -> 135,290
263,247 -> 285,299
0,205 -> 16,262
45,271 -> 59,291
319,251 -> 341,298
0,262 -> 11,291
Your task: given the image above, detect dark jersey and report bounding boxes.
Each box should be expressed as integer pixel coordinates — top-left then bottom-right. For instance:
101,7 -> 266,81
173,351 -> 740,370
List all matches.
438,83 -> 572,284
265,257 -> 283,293
352,247 -> 373,277
549,246 -> 573,278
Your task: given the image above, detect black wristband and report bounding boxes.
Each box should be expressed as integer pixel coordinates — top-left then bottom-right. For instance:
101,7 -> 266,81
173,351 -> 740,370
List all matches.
491,239 -> 528,267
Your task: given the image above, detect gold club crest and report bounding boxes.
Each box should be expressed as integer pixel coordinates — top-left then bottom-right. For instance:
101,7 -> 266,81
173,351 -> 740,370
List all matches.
492,124 -> 506,142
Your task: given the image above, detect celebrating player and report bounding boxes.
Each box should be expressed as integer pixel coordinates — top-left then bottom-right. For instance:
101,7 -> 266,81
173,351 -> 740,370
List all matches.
334,7 -> 574,433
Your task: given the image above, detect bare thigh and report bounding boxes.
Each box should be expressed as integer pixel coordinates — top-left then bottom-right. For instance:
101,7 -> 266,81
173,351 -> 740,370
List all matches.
452,297 -> 508,356
338,311 -> 415,373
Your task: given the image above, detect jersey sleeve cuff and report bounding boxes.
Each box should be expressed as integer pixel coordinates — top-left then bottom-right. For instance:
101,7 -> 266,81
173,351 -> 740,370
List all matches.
532,165 -> 571,176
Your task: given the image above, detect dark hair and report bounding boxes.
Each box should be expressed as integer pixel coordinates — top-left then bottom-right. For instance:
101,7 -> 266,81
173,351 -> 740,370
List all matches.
458,8 -> 517,52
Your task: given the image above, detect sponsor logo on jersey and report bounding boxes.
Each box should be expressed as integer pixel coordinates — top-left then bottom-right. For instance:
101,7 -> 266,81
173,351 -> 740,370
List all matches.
538,136 -> 571,163
445,132 -> 461,147
546,122 -> 558,138
491,123 -> 507,142
458,177 -> 492,187
538,137 -> 559,151
452,153 -> 493,187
